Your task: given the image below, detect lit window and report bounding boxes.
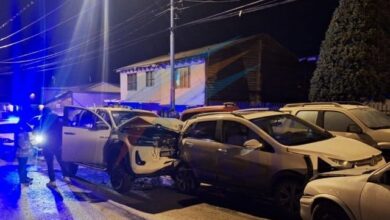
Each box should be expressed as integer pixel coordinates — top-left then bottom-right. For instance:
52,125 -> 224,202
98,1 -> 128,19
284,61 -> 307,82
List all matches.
146,71 -> 155,87
175,67 -> 190,88
127,73 -> 137,91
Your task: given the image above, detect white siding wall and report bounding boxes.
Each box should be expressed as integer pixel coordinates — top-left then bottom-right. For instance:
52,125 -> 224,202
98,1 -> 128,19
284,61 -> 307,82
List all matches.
119,62 -> 206,106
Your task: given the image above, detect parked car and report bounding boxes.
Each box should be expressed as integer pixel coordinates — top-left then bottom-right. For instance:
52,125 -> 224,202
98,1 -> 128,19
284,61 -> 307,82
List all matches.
300,162 -> 390,220
280,102 -> 390,161
180,102 -> 239,121
61,106 -> 181,192
0,119 -> 17,147
175,110 -> 385,216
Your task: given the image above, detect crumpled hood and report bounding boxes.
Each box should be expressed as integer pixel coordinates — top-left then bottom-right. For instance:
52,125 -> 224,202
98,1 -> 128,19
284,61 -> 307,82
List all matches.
288,136 -> 381,161
119,116 -> 183,133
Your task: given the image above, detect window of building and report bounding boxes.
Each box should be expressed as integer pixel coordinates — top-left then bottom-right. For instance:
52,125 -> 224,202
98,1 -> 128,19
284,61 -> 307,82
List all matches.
146,71 -> 155,87
127,73 -> 137,91
175,66 -> 190,88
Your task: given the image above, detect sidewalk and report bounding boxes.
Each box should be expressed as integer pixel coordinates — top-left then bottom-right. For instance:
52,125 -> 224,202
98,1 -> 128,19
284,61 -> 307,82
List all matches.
0,152 -> 136,220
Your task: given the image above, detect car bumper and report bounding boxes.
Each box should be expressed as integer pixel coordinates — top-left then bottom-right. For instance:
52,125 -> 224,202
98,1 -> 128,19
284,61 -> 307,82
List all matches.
300,195 -> 314,220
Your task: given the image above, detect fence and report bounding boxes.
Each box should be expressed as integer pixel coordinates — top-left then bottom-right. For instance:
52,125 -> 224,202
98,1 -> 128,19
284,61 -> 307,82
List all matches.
367,101 -> 390,115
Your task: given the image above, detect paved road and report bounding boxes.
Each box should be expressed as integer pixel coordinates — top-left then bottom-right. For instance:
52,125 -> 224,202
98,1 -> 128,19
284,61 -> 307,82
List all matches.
0,148 -> 279,220
0,161 -> 143,220
75,167 -> 277,220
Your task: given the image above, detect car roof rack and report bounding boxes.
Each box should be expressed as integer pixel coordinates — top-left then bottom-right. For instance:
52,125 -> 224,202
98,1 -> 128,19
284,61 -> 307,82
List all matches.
233,108 -> 270,113
284,101 -> 365,108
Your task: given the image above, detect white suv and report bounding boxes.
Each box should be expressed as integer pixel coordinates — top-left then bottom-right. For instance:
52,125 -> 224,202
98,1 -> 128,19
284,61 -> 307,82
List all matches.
280,102 -> 390,161
61,106 -> 182,192
176,110 -> 385,216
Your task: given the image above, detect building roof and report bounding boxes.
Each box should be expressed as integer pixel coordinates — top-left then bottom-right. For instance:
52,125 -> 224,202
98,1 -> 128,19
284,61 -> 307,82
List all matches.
43,82 -> 120,94
116,34 -> 280,73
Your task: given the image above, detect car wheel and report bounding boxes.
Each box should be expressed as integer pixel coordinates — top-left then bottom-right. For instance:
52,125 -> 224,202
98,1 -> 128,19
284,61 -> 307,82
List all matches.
274,179 -> 303,217
65,163 -> 78,177
110,165 -> 133,193
174,165 -> 199,194
312,201 -> 349,220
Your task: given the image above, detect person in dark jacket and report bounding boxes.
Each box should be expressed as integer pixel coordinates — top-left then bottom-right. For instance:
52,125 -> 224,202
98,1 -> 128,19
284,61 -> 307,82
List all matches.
40,107 -> 69,188
16,119 -> 33,186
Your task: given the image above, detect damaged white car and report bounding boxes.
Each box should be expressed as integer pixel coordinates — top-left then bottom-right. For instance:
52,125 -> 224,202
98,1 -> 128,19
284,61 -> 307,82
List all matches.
61,106 -> 182,192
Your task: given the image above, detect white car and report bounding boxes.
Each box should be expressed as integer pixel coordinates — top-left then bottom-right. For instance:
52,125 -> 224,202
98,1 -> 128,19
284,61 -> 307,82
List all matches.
300,162 -> 390,220
61,106 -> 182,192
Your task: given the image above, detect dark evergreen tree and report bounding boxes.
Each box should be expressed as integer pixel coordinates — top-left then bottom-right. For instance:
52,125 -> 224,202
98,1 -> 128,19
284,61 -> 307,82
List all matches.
309,0 -> 390,101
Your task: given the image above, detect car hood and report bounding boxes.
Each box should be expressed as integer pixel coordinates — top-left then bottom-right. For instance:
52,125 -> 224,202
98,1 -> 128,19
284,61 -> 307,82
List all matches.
368,128 -> 390,143
119,116 -> 183,133
288,136 -> 381,161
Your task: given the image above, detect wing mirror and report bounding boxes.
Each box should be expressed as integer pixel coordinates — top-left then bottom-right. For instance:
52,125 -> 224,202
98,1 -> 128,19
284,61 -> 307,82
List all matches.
243,139 -> 264,150
347,124 -> 363,134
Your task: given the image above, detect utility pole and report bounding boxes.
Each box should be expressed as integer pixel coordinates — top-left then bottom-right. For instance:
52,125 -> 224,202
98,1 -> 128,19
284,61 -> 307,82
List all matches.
169,0 -> 175,115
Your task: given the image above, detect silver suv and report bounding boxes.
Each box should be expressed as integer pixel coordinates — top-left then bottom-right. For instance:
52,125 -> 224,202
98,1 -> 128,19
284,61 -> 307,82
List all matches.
175,110 -> 384,216
280,102 -> 390,161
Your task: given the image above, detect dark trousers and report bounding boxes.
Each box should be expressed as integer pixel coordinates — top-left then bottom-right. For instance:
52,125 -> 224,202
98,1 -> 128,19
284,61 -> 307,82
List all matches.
42,146 -> 68,182
17,157 -> 28,183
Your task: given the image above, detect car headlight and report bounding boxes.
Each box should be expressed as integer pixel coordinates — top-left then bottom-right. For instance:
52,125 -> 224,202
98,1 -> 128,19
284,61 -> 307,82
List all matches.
33,134 -> 45,145
329,158 -> 354,169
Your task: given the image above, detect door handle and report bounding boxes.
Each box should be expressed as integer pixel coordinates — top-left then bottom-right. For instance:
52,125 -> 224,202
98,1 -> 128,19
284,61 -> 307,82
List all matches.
217,148 -> 227,153
64,132 -> 75,135
99,136 -> 108,139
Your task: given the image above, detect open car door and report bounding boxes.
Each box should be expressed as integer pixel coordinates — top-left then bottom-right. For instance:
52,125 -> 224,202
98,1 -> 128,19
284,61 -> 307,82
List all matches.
118,116 -> 182,175
62,106 -> 111,165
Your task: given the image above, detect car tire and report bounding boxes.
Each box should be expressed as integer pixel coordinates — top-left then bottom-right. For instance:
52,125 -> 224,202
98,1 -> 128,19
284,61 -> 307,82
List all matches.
65,163 -> 78,177
312,200 -> 349,220
174,165 -> 199,194
273,179 -> 303,217
110,165 -> 133,193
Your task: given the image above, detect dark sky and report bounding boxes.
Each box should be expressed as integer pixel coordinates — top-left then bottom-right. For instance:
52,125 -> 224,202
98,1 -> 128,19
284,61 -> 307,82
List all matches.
0,0 -> 339,102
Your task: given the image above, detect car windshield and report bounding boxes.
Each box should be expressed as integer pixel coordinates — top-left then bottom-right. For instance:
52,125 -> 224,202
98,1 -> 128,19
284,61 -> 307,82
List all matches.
350,108 -> 390,129
111,111 -> 156,126
250,114 -> 333,146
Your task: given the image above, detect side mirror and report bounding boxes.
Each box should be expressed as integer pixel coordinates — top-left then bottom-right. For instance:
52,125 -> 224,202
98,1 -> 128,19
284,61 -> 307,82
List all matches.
243,139 -> 263,150
347,124 -> 362,134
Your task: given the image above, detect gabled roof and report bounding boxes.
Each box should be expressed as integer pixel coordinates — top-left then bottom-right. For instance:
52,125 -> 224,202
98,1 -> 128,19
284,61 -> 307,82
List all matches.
116,34 -> 273,73
43,82 -> 120,93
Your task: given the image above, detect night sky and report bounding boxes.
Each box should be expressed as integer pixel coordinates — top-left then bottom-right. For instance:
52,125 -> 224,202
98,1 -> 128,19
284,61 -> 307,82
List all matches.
0,0 -> 339,103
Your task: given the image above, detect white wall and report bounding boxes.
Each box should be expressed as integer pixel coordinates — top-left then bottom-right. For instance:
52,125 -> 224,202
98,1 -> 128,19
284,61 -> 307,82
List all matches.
120,62 -> 206,106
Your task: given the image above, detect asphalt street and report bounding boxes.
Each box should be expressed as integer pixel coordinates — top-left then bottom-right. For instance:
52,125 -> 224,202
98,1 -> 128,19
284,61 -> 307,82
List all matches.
0,146 -> 278,220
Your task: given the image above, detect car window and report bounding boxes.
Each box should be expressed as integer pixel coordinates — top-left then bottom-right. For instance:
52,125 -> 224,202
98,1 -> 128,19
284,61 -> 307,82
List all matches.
324,111 -> 356,132
184,121 -> 217,140
251,115 -> 332,146
79,111 -> 95,129
96,110 -> 112,126
350,108 -> 390,129
296,111 -> 319,125
222,120 -> 260,146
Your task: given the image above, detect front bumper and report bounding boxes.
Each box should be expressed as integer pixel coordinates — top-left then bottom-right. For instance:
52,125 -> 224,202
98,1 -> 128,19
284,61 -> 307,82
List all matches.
300,195 -> 314,220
